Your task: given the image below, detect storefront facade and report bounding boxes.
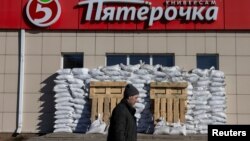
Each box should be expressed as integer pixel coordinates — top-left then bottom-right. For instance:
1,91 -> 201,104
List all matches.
1,0 -> 250,133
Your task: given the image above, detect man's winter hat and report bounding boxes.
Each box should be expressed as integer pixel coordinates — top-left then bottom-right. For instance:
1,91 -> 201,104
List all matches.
124,84 -> 139,98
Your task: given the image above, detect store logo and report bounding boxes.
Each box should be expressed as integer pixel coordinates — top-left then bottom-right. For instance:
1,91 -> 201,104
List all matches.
78,0 -> 219,26
26,0 -> 61,27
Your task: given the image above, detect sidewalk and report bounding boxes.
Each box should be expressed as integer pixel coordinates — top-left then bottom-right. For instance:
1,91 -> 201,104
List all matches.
26,133 -> 207,141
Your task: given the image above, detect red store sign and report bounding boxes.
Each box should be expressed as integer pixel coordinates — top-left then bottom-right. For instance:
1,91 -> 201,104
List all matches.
1,0 -> 250,30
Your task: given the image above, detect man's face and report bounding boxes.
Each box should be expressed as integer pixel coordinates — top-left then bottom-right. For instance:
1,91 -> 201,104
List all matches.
127,95 -> 139,106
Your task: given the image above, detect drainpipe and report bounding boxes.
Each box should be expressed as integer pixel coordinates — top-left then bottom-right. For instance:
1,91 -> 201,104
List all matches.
16,29 -> 25,134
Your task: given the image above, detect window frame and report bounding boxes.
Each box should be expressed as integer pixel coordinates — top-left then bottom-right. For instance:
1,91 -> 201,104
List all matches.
106,53 -> 175,66
196,53 -> 219,70
61,53 -> 84,69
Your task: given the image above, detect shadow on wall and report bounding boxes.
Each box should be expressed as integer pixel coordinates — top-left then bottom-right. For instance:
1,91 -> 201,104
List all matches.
38,73 -> 58,133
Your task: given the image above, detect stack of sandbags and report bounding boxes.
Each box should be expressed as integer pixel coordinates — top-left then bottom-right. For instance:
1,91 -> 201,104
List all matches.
53,65 -> 227,135
53,68 -> 92,133
70,68 -> 91,133
209,70 -> 227,125
188,68 -> 213,134
129,64 -> 155,133
53,69 -> 74,133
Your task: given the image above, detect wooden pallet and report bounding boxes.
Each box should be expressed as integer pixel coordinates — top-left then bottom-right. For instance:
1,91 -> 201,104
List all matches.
89,81 -> 127,123
150,82 -> 188,123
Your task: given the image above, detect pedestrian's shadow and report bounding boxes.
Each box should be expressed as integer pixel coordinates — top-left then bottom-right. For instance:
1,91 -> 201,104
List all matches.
38,73 -> 57,133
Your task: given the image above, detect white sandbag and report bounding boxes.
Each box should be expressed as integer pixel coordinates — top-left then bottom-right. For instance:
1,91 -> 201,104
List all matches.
171,77 -> 183,82
137,98 -> 145,103
69,83 -> 84,89
197,124 -> 208,130
70,98 -> 87,105
94,75 -> 110,81
89,69 -> 105,76
135,113 -> 141,119
55,110 -> 73,116
193,90 -> 210,96
211,108 -> 225,112
140,64 -> 158,72
199,119 -> 213,124
120,64 -> 141,72
56,74 -> 73,80
55,114 -> 72,119
184,73 -> 199,83
186,124 -> 195,130
55,97 -> 73,103
129,78 -> 146,84
208,100 -> 225,105
86,115 -> 107,134
72,68 -> 89,75
187,83 -> 193,90
54,124 -> 69,129
169,124 -> 186,136
161,66 -> 181,73
210,87 -> 225,92
138,89 -> 147,93
213,112 -> 227,119
138,93 -> 148,98
74,74 -> 92,80
211,116 -> 227,122
54,84 -> 68,90
153,118 -> 170,135
185,115 -> 194,121
101,65 -> 120,71
188,100 -> 207,105
67,78 -> 83,84
135,103 -> 145,109
210,96 -> 226,101
193,110 -> 206,115
70,87 -> 84,93
54,80 -> 67,84
211,82 -> 226,87
54,92 -> 71,98
168,71 -> 182,77
197,80 -> 210,86
134,69 -> 149,75
196,114 -> 211,119
71,92 -> 85,99
55,119 -> 74,124
212,92 -> 226,96
186,104 -> 195,109
119,70 -> 131,77
53,88 -> 69,93
210,104 -> 226,109
133,84 -> 145,88
153,126 -> 170,135
55,106 -> 74,111
110,76 -> 125,81
195,105 -> 211,110
103,70 -> 121,76
200,130 -> 208,134
57,69 -> 71,75
55,102 -> 74,107
211,77 -> 225,83
211,70 -> 225,78
154,71 -> 166,77
73,104 -> 85,110
192,68 -> 210,77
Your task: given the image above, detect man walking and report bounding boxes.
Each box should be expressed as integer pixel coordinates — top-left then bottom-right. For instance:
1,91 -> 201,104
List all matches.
107,84 -> 139,141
